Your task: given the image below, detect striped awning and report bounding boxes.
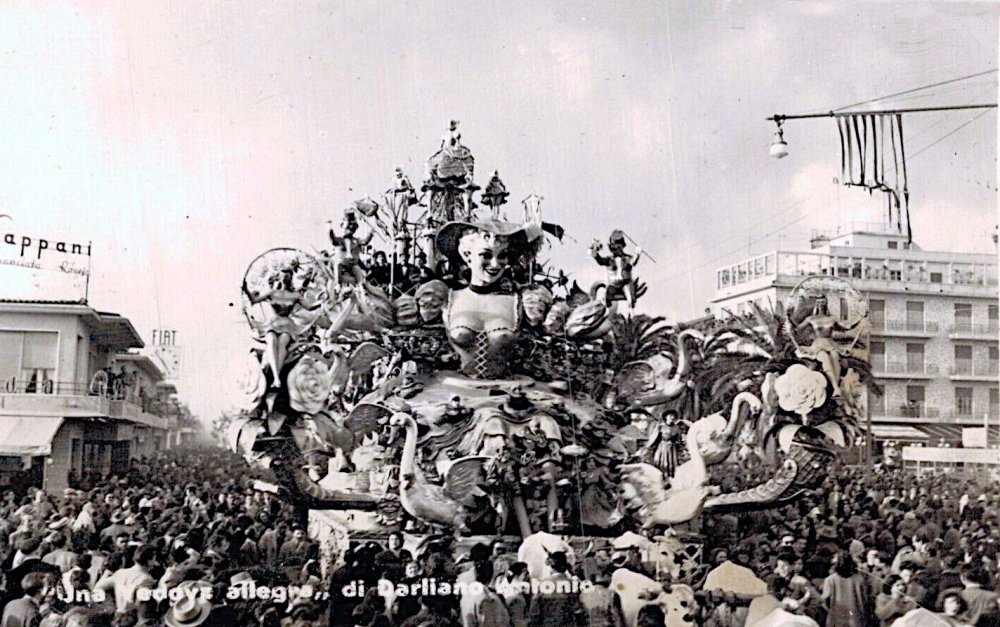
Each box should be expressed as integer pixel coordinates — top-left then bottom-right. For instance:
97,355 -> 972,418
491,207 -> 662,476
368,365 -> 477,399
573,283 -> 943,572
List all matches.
0,416 -> 64,456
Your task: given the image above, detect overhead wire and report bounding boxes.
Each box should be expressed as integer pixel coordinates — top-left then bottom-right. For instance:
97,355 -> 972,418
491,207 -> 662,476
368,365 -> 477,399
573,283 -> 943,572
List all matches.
906,108 -> 995,162
822,67 -> 997,114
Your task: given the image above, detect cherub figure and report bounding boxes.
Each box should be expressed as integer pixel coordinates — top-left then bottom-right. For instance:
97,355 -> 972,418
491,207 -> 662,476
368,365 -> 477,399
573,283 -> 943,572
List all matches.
590,229 -> 646,308
327,210 -> 372,291
390,166 -> 419,207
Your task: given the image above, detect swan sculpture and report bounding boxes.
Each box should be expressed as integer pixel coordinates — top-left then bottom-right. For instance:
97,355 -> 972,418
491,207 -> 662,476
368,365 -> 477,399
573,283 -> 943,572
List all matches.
620,392 -> 764,527
388,412 -> 489,532
620,422 -> 715,527
619,328 -> 704,409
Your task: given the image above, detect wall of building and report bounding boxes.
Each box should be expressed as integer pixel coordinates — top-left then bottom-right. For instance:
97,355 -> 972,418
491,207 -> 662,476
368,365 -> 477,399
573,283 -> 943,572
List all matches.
44,420 -> 85,493
0,311 -> 83,390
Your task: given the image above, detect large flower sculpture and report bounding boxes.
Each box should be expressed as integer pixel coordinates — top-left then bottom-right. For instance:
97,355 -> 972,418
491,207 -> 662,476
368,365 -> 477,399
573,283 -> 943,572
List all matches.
287,355 -> 336,415
773,364 -> 827,421
235,353 -> 268,412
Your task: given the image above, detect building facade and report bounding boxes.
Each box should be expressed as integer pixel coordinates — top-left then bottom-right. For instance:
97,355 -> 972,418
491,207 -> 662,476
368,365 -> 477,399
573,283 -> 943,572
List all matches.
0,301 -> 177,493
711,222 -> 998,445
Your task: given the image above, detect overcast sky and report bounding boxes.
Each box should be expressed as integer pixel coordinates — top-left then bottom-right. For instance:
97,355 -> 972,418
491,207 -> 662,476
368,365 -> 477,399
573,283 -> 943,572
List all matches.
1,1 -> 996,421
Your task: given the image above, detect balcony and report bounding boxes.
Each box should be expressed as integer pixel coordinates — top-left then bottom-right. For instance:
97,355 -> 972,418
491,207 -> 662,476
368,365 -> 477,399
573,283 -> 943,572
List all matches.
870,318 -> 940,338
872,361 -> 938,379
948,322 -> 1000,340
0,381 -> 168,429
871,405 -> 941,423
948,361 -> 999,382
715,247 -> 998,299
941,409 -> 1000,424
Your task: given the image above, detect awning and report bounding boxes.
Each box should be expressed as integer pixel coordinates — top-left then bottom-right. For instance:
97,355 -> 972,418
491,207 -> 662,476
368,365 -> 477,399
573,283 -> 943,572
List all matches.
867,425 -> 928,440
919,424 -> 1000,443
0,416 -> 64,456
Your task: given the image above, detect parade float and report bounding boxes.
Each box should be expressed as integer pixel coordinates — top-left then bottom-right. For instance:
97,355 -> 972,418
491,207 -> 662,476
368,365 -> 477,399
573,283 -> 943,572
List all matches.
228,121 -> 871,604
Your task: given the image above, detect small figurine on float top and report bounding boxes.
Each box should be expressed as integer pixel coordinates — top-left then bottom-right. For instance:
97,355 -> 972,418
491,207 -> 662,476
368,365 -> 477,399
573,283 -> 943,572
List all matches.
327,209 -> 372,291
389,166 -> 419,207
481,170 -> 510,221
590,229 -> 647,309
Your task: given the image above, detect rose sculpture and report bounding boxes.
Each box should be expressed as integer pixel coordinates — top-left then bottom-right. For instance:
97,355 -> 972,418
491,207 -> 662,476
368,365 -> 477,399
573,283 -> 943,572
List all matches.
773,364 -> 827,421
287,355 -> 336,415
236,353 -> 268,412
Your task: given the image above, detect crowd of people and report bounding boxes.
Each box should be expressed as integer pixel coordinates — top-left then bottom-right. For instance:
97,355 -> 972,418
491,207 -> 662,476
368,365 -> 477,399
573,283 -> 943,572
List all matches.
0,448 -> 324,627
695,465 -> 1000,627
2,447 -> 999,627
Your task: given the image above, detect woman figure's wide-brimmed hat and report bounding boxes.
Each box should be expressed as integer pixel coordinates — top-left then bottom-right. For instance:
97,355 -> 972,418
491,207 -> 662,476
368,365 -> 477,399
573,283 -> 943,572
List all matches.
436,219 -> 543,261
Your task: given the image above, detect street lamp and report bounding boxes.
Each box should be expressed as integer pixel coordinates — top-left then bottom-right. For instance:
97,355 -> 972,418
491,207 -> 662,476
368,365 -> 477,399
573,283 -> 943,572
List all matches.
769,120 -> 788,159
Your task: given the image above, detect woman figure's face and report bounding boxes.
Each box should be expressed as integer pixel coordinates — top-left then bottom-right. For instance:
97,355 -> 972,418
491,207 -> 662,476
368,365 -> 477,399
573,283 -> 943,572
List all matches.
459,231 -> 510,287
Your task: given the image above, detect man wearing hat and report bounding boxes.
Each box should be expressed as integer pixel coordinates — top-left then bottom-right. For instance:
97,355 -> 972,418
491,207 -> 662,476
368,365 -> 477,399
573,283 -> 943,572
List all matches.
163,581 -> 213,627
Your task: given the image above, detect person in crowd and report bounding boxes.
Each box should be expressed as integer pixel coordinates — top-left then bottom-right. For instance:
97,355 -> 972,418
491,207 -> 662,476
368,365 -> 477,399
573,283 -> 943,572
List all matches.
874,575 -> 916,627
527,551 -> 584,627
458,561 -> 510,627
821,553 -> 870,627
959,565 -> 1000,626
1,572 -> 48,627
95,544 -> 157,612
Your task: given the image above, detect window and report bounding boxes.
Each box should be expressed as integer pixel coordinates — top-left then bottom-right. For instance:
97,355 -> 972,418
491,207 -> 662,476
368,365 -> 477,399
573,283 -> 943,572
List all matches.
955,387 -> 974,416
990,305 -> 998,330
906,343 -> 924,372
930,272 -> 943,283
905,386 -> 925,416
890,270 -> 902,281
869,383 -> 885,415
906,301 -> 924,329
954,303 -> 972,331
870,299 -> 885,327
990,346 -> 999,374
991,388 -> 999,418
870,342 -> 886,370
888,241 -> 898,249
954,345 -> 973,374
0,331 -> 58,393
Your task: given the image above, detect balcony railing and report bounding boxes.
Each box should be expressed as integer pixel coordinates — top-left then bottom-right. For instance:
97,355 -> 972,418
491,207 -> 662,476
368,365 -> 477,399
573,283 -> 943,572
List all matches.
878,361 -> 938,375
0,379 -> 170,429
948,322 -> 1000,336
870,319 -> 939,334
2,378 -> 174,414
716,247 -> 998,291
2,381 -> 92,395
872,405 -> 940,419
948,362 -> 999,377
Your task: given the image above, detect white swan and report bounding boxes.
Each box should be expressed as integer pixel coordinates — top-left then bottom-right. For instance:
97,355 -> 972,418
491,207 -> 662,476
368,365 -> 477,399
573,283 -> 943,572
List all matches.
388,412 -> 487,532
620,424 -> 714,527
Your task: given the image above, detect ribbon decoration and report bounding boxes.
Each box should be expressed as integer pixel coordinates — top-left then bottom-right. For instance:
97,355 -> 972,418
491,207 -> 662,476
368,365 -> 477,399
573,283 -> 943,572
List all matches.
835,113 -> 911,242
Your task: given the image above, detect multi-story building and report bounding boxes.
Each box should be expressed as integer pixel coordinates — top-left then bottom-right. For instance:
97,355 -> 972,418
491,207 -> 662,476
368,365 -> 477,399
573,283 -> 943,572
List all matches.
711,222 -> 998,446
0,300 -> 177,493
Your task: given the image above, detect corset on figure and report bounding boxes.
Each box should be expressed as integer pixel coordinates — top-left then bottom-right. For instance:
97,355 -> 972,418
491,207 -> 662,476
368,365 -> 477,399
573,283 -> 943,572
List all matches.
445,288 -> 520,378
